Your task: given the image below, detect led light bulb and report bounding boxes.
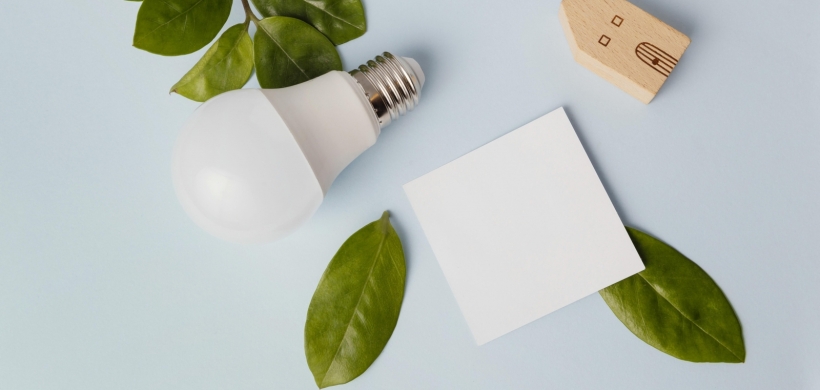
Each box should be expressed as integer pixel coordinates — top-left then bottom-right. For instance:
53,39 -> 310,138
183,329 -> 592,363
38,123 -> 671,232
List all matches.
172,52 -> 424,243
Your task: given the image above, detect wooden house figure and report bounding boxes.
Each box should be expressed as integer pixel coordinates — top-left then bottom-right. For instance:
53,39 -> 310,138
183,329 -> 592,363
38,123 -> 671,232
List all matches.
559,0 -> 691,103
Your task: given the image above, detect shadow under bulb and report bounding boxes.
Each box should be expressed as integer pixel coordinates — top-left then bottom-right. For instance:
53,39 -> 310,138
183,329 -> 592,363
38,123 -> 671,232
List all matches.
171,52 -> 424,243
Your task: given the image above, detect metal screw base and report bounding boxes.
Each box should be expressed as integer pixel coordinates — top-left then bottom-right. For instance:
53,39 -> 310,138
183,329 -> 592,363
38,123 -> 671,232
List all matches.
349,52 -> 423,129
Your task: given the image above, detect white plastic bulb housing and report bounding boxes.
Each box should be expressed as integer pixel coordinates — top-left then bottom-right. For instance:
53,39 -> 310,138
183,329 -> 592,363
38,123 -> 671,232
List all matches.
172,53 -> 424,243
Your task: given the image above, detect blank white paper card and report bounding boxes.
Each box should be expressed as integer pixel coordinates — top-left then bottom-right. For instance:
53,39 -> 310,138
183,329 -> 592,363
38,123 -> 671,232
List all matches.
403,107 -> 644,345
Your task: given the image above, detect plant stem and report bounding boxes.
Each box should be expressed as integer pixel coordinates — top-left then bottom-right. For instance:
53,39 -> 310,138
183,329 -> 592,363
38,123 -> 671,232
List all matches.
241,0 -> 260,26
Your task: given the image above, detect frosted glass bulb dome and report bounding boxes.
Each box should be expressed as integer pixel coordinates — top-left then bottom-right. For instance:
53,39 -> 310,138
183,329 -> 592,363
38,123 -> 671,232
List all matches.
172,53 -> 424,243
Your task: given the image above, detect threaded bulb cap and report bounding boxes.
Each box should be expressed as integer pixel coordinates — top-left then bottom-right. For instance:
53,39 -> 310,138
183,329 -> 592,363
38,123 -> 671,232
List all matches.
349,52 -> 424,129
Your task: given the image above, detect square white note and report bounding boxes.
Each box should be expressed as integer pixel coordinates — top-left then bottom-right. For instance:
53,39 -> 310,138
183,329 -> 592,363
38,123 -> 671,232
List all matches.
403,107 -> 644,345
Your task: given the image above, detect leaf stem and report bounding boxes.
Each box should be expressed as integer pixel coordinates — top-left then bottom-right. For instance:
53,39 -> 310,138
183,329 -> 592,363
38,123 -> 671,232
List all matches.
240,0 -> 260,26
379,211 -> 390,234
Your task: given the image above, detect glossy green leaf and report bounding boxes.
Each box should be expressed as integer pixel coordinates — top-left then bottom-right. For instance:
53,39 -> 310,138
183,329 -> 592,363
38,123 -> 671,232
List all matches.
133,0 -> 232,56
251,0 -> 366,45
170,24 -> 254,102
600,227 -> 745,363
254,16 -> 342,88
305,211 -> 406,388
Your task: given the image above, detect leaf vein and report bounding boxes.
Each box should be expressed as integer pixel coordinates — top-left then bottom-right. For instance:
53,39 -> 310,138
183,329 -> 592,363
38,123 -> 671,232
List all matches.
320,233 -> 386,386
299,0 -> 365,30
135,0 -> 210,44
174,29 -> 247,93
637,273 -> 742,360
257,22 -> 310,78
387,245 -> 402,278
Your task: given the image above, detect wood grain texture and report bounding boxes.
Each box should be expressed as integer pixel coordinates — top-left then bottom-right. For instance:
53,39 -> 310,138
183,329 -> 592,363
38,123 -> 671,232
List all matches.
559,0 -> 690,103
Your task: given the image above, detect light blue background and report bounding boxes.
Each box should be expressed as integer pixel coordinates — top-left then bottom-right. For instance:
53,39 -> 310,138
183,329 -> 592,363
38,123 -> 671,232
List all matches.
1,0 -> 818,388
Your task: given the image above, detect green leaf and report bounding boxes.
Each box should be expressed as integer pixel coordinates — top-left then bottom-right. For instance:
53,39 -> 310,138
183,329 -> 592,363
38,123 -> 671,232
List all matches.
170,24 -> 254,102
251,0 -> 366,45
253,16 -> 343,88
600,227 -> 745,363
133,0 -> 232,56
305,211 -> 406,388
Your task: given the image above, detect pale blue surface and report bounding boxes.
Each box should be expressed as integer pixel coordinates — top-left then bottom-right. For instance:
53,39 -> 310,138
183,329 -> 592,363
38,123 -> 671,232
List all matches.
1,0 -> 818,388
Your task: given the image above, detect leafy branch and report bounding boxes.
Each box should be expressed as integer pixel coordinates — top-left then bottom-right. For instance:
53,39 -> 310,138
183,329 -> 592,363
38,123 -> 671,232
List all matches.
131,0 -> 366,101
